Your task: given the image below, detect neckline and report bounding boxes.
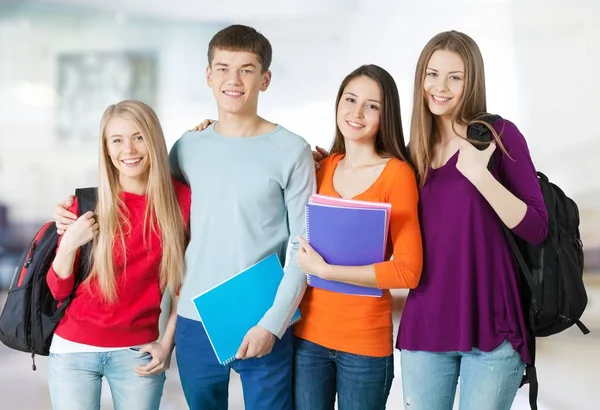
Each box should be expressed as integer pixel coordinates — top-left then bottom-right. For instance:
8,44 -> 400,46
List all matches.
209,122 -> 282,140
430,149 -> 459,172
328,154 -> 394,200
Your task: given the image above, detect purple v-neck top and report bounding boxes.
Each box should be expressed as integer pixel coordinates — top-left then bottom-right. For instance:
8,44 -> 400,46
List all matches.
397,119 -> 548,364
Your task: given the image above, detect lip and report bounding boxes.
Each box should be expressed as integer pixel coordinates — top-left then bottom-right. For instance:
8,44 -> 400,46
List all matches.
430,95 -> 452,104
121,158 -> 143,167
222,90 -> 244,98
346,120 -> 365,130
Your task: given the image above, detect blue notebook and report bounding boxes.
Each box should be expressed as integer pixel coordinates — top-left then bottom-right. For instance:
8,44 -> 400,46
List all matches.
192,253 -> 301,365
305,202 -> 388,297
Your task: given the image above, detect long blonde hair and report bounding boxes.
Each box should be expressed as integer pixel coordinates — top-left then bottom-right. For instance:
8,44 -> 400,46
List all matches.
86,100 -> 186,303
409,30 -> 508,186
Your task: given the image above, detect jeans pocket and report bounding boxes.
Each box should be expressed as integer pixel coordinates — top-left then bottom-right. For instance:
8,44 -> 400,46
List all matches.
128,347 -> 151,359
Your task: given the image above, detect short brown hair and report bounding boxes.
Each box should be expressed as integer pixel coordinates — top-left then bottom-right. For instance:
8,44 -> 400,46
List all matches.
207,25 -> 272,72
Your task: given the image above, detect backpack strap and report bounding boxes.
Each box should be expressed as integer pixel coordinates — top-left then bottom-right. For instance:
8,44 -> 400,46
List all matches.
54,188 -> 98,313
75,187 -> 97,282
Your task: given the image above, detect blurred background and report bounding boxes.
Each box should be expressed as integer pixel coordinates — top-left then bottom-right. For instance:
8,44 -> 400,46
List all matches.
0,0 -> 598,409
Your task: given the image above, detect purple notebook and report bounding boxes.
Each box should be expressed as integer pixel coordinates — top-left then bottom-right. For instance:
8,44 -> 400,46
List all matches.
305,202 -> 388,297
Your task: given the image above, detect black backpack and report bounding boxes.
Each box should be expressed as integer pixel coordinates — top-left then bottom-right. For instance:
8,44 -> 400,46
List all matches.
468,115 -> 589,410
0,188 -> 97,370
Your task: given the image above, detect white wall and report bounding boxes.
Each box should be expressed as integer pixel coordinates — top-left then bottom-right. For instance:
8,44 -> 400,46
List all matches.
0,0 -> 599,247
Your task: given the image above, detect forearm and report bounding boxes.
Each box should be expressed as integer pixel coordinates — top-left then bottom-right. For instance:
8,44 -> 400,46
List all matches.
258,261 -> 306,338
471,170 -> 527,229
52,246 -> 78,279
320,264 -> 378,288
160,296 -> 178,350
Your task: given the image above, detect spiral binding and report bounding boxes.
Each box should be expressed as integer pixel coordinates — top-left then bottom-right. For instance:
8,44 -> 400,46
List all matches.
218,311 -> 303,365
222,355 -> 236,365
304,204 -> 312,285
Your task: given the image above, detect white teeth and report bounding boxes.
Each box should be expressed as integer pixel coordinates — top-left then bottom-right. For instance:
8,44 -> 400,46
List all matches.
432,95 -> 450,102
347,121 -> 364,128
224,91 -> 243,96
122,159 -> 141,164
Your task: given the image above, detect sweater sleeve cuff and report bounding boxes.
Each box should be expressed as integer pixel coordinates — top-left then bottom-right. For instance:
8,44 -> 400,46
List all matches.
374,263 -> 392,289
47,266 -> 76,301
510,205 -> 547,246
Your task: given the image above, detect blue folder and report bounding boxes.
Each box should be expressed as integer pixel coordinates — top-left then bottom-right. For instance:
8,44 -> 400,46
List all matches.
305,203 -> 388,297
192,253 -> 301,365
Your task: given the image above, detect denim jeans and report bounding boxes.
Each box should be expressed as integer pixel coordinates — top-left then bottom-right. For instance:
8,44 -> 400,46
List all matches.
175,315 -> 293,410
400,340 -> 525,410
48,349 -> 165,410
293,337 -> 394,410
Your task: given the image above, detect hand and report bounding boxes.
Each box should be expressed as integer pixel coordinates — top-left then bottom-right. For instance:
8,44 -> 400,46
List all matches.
297,236 -> 329,278
190,119 -> 216,132
455,138 -> 496,184
135,342 -> 173,376
54,195 -> 76,235
60,211 -> 99,252
236,326 -> 275,360
312,146 -> 329,170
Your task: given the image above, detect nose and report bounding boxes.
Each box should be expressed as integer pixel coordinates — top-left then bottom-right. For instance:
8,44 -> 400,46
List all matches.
351,103 -> 365,119
434,76 -> 449,93
226,69 -> 242,85
123,138 -> 137,154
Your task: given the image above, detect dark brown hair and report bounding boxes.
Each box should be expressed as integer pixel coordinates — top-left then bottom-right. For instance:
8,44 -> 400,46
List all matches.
331,64 -> 409,163
208,25 -> 272,72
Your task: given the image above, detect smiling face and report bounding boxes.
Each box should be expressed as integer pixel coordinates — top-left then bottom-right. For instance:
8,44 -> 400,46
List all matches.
423,49 -> 466,119
206,48 -> 271,116
105,115 -> 150,186
336,75 -> 382,145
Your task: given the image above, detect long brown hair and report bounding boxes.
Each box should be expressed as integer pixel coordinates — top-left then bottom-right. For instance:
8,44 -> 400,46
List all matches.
409,30 -> 508,186
331,64 -> 410,162
87,100 -> 186,303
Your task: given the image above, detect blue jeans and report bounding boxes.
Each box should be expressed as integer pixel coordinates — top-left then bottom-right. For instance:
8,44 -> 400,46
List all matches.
48,349 -> 165,410
293,337 -> 394,410
175,315 -> 293,410
400,340 -> 525,410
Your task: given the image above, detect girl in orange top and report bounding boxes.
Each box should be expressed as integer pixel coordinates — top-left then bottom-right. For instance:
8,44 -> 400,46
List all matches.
294,65 -> 423,410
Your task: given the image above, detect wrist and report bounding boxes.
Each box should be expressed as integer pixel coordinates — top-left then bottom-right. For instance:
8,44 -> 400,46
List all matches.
160,339 -> 174,351
318,263 -> 332,279
56,242 -> 78,257
468,166 -> 492,187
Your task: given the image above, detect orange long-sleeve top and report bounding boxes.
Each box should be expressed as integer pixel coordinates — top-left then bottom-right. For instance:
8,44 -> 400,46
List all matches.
294,153 -> 423,357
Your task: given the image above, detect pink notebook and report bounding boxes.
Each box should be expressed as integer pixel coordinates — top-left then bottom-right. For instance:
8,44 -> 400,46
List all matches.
309,194 -> 392,242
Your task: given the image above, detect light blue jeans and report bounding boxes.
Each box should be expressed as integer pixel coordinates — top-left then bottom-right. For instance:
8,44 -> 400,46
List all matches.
48,349 -> 166,410
401,340 -> 525,410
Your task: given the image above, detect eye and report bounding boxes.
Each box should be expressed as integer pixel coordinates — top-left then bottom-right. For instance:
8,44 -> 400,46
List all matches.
366,104 -> 379,110
427,72 -> 438,77
450,75 -> 463,81
135,135 -> 144,141
345,97 -> 356,103
111,138 -> 121,144
241,69 -> 253,74
217,68 -> 227,72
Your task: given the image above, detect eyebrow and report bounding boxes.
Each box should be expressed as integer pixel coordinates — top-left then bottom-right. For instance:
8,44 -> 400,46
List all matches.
426,67 -> 464,74
214,62 -> 257,68
344,92 -> 381,104
109,132 -> 140,138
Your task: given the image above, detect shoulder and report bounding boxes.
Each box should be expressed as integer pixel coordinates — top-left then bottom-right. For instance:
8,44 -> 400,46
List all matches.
173,128 -> 213,149
270,125 -> 311,155
383,157 -> 417,182
316,153 -> 341,179
493,117 -> 531,155
494,118 -> 525,144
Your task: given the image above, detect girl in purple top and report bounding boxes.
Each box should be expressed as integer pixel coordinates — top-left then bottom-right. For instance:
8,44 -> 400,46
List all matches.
397,31 -> 549,409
